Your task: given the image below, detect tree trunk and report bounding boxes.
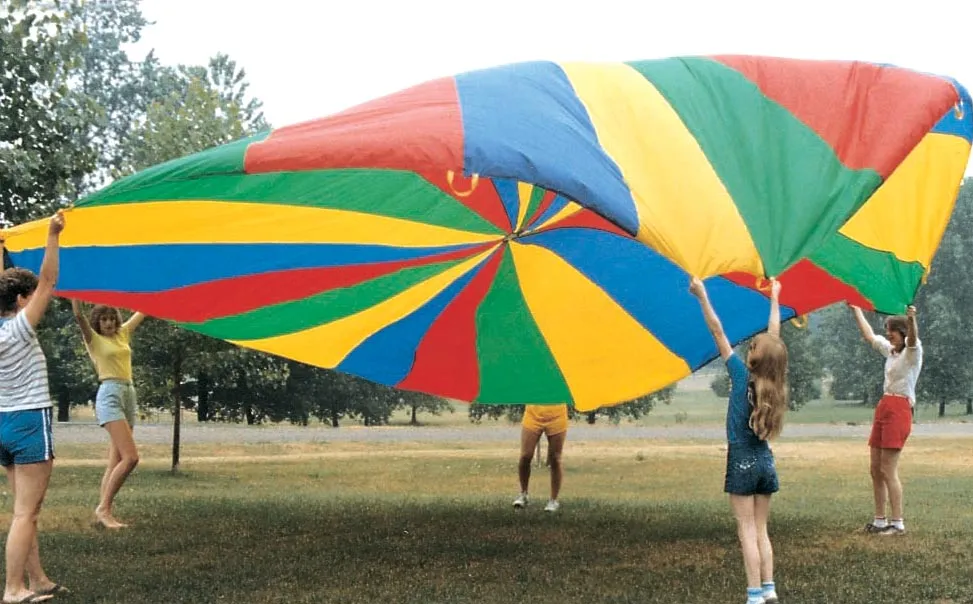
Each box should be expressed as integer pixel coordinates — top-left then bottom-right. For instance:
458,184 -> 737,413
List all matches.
586,411 -> 597,425
56,391 -> 70,423
938,397 -> 946,418
410,403 -> 418,426
196,371 -> 210,422
330,402 -> 339,428
245,405 -> 255,425
171,352 -> 182,474
966,397 -> 972,415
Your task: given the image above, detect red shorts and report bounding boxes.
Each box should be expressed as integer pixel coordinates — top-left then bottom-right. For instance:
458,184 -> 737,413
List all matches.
868,394 -> 912,449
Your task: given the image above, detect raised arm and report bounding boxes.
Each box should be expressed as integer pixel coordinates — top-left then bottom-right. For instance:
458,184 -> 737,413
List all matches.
905,305 -> 918,347
849,305 -> 876,341
689,277 -> 733,360
122,311 -> 146,333
23,212 -> 65,328
71,298 -> 94,344
767,278 -> 781,338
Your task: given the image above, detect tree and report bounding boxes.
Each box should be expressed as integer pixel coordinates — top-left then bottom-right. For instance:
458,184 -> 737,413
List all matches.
582,386 -> 674,424
118,60 -> 271,470
344,380 -> 401,426
812,304 -> 883,405
468,402 -> 513,424
289,364 -> 353,428
36,298 -> 98,421
178,53 -> 266,132
1,0 -> 97,225
199,347 -> 291,425
710,372 -> 731,399
64,0 -> 151,191
120,74 -> 258,175
912,178 -> 973,416
780,320 -> 822,409
399,389 -> 452,426
467,387 -> 673,426
2,1 -> 114,424
3,0 -> 194,424
709,320 -> 822,410
809,178 -> 973,418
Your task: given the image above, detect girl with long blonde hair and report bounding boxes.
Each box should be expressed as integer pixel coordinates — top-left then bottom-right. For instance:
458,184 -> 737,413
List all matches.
690,276 -> 789,604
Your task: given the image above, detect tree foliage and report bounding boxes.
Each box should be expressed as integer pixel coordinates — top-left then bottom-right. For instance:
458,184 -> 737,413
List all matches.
1,0 -> 97,224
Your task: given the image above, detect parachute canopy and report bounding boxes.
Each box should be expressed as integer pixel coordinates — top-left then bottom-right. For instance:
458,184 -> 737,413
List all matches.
3,55 -> 970,411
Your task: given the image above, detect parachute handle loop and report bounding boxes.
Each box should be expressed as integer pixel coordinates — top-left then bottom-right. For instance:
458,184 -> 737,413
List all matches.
754,276 -> 806,329
446,170 -> 480,197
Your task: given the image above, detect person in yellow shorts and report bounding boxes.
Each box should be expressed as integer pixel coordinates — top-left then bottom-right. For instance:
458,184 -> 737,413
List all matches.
512,404 -> 568,512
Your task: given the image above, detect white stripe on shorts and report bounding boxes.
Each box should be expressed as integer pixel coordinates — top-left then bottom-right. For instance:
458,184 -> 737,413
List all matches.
42,408 -> 52,461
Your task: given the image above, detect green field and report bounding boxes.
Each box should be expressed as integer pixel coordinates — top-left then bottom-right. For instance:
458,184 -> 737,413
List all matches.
17,423 -> 973,603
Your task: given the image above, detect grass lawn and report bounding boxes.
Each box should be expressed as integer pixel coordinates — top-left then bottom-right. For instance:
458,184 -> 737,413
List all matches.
17,431 -> 973,603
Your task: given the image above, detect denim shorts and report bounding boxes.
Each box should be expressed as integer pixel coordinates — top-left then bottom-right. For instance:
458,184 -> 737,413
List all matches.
724,445 -> 779,496
0,407 -> 55,466
95,380 -> 137,427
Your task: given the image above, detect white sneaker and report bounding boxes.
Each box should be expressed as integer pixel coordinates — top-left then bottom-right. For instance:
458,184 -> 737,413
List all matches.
512,492 -> 529,508
878,524 -> 906,536
544,499 -> 560,513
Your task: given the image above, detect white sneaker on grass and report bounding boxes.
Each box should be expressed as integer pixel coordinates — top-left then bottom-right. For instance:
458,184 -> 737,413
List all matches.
512,492 -> 529,508
544,499 -> 560,513
879,524 -> 906,536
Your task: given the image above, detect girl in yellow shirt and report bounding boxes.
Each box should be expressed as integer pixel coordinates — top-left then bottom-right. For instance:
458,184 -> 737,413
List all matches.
72,300 -> 145,529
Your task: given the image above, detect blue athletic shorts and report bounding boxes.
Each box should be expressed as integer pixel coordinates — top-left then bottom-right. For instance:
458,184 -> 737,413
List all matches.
0,407 -> 55,467
95,380 -> 137,427
724,445 -> 779,496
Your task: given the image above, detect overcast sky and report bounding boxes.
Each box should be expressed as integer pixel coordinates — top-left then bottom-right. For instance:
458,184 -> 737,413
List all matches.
128,0 -> 973,175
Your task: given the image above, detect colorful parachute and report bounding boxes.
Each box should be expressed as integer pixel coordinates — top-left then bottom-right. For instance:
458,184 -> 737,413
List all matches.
2,56 -> 970,411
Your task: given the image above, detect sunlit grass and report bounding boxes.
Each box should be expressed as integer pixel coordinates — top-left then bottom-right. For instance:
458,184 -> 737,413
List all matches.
6,434 -> 967,603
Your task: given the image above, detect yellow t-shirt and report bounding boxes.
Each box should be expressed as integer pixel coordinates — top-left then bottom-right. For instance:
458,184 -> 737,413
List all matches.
85,323 -> 133,382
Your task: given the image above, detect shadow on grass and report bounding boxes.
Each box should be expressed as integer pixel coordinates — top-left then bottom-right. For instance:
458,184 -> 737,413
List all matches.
40,492 -> 973,604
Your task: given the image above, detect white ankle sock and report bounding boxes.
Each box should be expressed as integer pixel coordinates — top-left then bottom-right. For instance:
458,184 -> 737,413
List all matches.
762,581 -> 777,599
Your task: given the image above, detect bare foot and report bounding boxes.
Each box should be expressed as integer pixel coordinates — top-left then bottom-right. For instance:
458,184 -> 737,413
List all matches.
2,590 -> 53,603
27,583 -> 69,598
94,506 -> 128,529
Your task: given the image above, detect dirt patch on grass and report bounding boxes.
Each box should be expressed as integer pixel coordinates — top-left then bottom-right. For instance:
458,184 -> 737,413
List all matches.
48,439 -> 972,471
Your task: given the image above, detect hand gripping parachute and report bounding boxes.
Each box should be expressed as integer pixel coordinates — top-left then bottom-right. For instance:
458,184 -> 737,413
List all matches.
3,56 -> 970,411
